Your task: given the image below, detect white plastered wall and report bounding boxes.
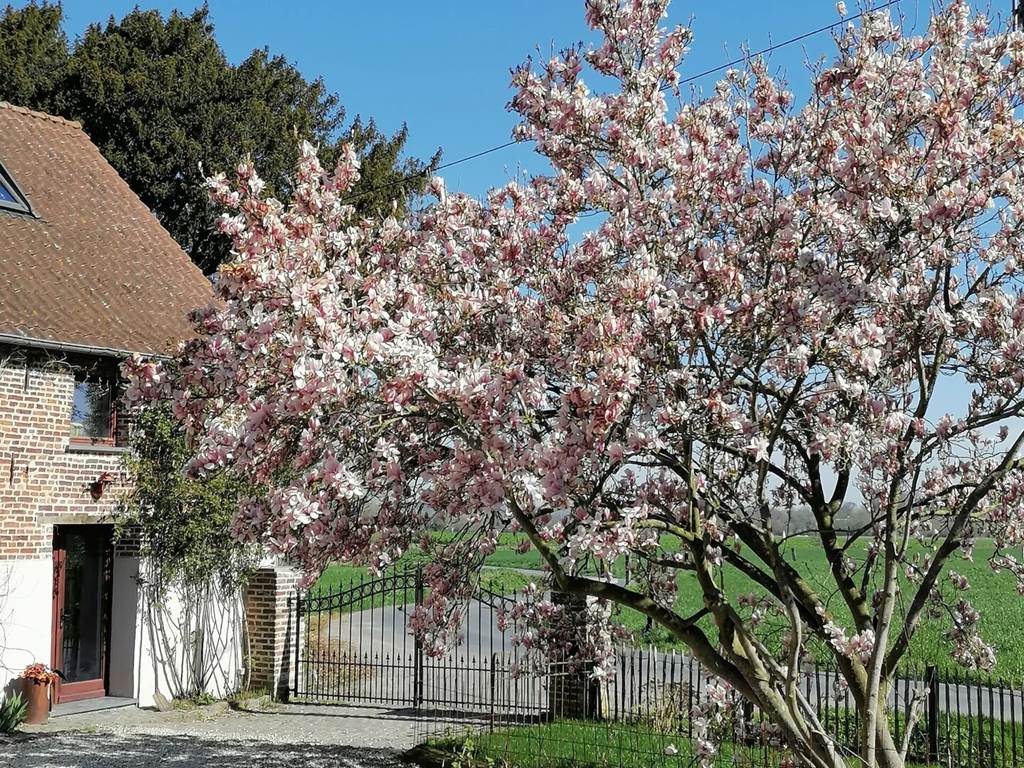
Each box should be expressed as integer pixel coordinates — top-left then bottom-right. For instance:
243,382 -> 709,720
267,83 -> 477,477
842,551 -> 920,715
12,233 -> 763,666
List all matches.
0,558 -> 52,696
2,555 -> 245,707
110,556 -> 246,707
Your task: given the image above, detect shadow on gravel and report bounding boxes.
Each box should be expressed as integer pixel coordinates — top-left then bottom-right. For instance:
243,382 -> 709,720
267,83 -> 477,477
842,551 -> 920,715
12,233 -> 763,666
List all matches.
0,732 -> 408,768
241,704 -> 425,721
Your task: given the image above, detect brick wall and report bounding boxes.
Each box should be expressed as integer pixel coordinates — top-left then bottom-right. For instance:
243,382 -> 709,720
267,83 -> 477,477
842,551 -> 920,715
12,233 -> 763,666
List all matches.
244,565 -> 301,699
0,345 -> 129,560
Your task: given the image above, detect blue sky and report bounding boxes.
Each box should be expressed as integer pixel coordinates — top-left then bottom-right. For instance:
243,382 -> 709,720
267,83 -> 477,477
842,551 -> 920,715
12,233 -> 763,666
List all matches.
51,0 -> 945,200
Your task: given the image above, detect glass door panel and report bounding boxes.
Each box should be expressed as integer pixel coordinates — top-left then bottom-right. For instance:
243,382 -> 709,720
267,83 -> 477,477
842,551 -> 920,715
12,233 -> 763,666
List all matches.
52,526 -> 111,703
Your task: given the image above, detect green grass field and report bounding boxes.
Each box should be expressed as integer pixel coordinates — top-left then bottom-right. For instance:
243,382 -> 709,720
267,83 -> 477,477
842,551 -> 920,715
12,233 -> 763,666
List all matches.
422,716 -> 1012,768
606,536 -> 1024,683
312,555 -> 531,614
315,533 -> 1024,682
425,720 -> 722,768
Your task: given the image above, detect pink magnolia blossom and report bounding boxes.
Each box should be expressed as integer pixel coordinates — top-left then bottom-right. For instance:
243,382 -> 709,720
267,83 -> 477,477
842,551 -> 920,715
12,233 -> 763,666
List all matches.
125,2 -> 1024,765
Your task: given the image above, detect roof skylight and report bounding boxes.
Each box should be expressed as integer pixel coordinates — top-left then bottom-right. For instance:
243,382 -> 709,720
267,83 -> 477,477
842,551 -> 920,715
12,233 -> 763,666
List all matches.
0,161 -> 31,214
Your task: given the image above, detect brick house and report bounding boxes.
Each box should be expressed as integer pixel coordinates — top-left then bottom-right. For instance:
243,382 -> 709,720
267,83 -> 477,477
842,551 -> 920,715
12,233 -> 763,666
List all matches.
0,101 -> 252,707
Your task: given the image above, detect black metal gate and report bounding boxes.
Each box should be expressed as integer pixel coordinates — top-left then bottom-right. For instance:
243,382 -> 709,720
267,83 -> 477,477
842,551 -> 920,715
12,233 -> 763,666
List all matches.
289,569 -> 1024,767
289,566 -> 545,713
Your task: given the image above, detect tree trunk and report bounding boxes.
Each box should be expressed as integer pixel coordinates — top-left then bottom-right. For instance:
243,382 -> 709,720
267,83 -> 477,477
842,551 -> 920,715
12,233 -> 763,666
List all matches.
873,715 -> 906,768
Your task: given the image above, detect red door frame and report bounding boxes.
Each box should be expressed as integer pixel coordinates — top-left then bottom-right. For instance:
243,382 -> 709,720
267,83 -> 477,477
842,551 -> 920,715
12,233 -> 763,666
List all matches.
51,525 -> 114,704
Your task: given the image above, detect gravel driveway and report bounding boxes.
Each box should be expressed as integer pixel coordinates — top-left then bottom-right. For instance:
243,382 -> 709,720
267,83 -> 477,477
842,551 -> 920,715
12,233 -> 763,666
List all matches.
0,732 -> 407,768
0,703 -> 422,768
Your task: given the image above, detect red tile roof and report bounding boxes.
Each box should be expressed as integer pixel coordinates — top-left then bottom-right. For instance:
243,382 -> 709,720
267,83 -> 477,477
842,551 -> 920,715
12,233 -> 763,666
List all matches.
0,102 -> 212,356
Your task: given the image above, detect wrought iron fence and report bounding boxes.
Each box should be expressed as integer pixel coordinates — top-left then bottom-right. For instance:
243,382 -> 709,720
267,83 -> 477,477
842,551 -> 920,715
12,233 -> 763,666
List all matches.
289,567 -> 1024,767
415,649 -> 1024,768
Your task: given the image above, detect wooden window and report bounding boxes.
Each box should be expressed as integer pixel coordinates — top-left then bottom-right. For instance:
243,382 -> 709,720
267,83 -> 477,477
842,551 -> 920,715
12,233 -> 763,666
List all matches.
70,369 -> 115,444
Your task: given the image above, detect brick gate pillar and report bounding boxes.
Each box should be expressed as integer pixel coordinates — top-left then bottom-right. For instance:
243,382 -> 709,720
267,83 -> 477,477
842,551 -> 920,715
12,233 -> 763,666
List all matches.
244,565 -> 301,700
547,590 -> 603,720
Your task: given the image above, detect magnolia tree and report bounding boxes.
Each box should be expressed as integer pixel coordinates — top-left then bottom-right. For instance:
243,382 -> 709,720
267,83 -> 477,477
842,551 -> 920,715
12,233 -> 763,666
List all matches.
127,1 -> 1024,766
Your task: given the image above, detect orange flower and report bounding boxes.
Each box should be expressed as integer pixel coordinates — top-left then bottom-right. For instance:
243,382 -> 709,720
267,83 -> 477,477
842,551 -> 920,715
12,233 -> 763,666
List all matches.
21,663 -> 58,685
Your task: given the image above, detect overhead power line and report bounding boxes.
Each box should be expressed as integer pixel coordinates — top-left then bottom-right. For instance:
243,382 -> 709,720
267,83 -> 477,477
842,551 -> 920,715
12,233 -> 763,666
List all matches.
434,140 -> 520,172
340,141 -> 519,205
673,0 -> 903,87
341,0 -> 904,206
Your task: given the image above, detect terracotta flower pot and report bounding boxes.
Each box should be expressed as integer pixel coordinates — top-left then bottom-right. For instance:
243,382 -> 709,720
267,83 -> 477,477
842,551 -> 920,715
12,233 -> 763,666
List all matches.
22,678 -> 50,725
